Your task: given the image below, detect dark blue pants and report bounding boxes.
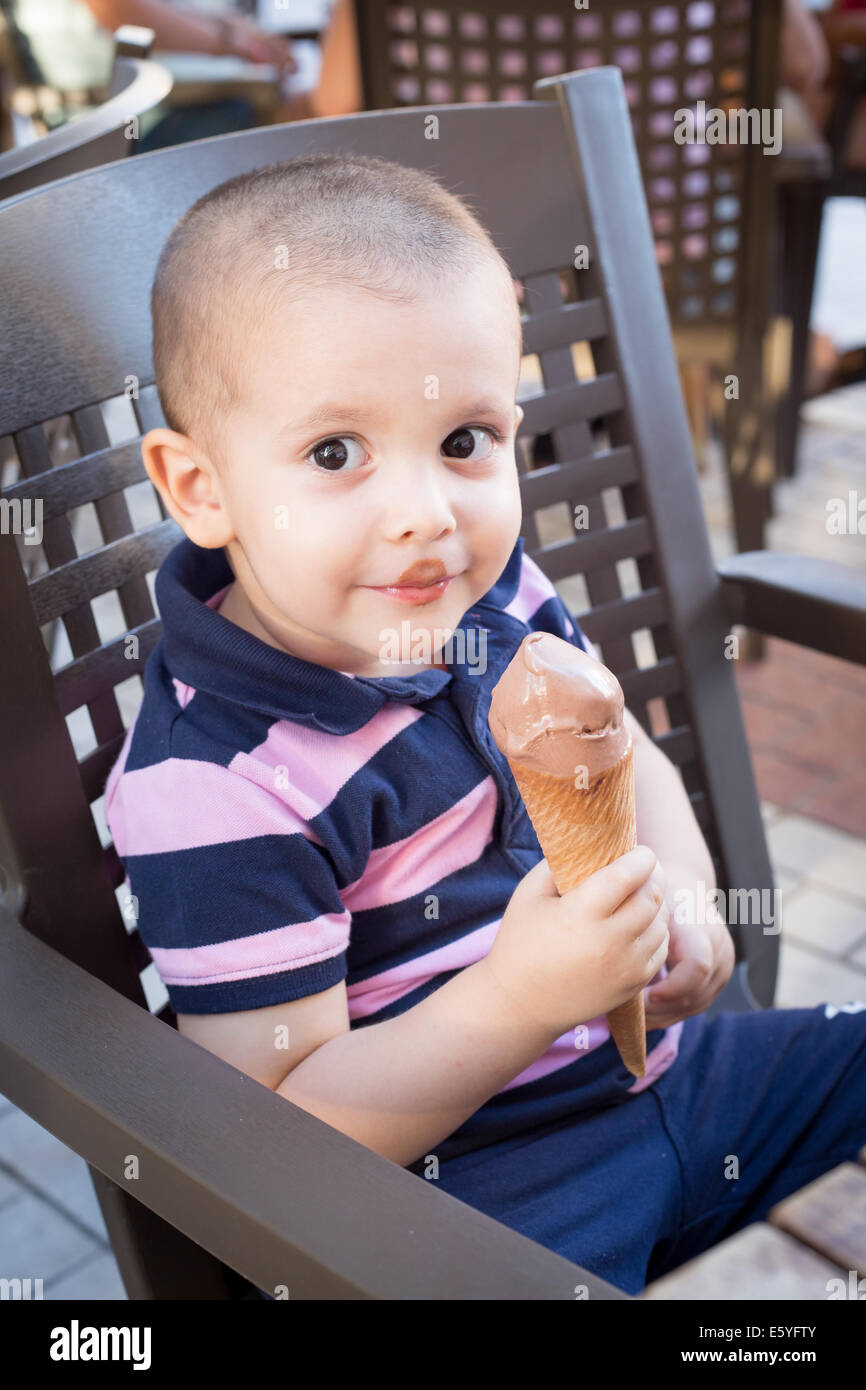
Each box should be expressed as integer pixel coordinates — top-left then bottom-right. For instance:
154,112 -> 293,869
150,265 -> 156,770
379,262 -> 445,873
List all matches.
421,1002 -> 866,1296
254,1002 -> 866,1299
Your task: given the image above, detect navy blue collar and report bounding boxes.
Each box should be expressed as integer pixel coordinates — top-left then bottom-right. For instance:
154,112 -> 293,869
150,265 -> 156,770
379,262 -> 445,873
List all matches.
154,534 -> 527,735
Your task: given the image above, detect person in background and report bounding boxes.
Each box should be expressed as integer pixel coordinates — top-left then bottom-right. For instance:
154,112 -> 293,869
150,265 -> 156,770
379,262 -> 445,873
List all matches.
78,0 -> 296,145
779,0 -> 866,394
78,0 -> 361,140
273,0 -> 361,121
814,0 -> 866,167
80,0 -> 296,73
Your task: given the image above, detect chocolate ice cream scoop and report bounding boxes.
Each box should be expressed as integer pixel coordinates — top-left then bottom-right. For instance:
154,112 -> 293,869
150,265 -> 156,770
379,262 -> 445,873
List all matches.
488,631 -> 629,779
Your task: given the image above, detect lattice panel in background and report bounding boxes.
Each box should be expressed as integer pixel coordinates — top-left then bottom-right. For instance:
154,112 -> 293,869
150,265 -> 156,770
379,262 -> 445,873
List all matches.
375,0 -> 753,326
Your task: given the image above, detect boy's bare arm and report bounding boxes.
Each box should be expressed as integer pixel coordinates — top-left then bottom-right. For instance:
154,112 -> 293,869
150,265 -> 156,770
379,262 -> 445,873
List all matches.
626,709 -> 735,1026
181,836 -> 666,1170
627,710 -> 716,889
275,959 -> 559,1168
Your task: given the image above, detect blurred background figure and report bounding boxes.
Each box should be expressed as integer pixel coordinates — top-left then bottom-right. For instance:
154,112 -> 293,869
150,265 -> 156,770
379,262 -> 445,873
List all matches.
0,0 -> 362,151
81,0 -> 296,71
814,0 -> 866,165
780,0 -> 866,394
80,0 -> 297,146
273,0 -> 361,119
79,0 -> 364,135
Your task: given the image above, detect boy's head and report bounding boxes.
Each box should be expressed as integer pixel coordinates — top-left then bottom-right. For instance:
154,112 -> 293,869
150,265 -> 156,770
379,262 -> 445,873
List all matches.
143,152 -> 525,678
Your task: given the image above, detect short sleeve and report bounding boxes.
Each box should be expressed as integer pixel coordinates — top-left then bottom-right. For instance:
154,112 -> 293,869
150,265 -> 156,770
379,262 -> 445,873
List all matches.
106,756 -> 351,1015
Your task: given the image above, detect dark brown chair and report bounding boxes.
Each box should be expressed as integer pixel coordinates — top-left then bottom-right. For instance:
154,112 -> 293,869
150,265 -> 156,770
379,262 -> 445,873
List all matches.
352,0 -> 787,559
1,65 -> 864,1301
0,26 -> 172,201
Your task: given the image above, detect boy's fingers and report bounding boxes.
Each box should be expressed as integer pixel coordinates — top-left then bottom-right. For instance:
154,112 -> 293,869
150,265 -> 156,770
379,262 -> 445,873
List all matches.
518,856 -> 561,900
578,845 -> 658,916
647,953 -> 707,1003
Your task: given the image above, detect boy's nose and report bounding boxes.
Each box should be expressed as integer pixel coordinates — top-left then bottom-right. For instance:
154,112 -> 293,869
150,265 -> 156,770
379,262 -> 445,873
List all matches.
381,467 -> 458,542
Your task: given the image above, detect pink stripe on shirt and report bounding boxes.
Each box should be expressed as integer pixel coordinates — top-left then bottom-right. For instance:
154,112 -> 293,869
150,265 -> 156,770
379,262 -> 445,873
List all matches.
342,777 -> 498,911
232,703 -> 424,821
149,908 -> 351,985
347,917 -> 501,1018
108,757 -> 325,857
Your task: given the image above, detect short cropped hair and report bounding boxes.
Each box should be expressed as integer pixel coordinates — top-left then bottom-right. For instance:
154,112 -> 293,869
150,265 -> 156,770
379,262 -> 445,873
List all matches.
150,152 -> 520,459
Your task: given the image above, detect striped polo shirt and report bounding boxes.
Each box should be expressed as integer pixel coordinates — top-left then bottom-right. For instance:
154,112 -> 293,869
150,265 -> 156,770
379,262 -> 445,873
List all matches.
105,533 -> 682,1160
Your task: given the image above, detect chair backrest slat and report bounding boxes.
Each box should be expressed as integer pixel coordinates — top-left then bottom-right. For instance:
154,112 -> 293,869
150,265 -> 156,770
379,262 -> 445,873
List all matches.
520,374 -> 624,435
580,588 -> 669,648
619,656 -> 683,707
546,518 -> 654,582
519,447 -> 640,510
656,726 -> 697,767
69,403 -> 162,631
28,518 -> 181,627
521,297 -> 608,356
1,440 -> 146,522
56,618 -> 162,717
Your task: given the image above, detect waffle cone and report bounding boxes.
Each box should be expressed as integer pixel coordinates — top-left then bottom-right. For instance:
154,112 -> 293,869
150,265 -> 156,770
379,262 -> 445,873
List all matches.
508,741 -> 646,1078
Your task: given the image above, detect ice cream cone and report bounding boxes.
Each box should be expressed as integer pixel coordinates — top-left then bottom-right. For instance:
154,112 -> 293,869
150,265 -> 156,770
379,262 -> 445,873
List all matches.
507,741 -> 646,1078
488,631 -> 648,1078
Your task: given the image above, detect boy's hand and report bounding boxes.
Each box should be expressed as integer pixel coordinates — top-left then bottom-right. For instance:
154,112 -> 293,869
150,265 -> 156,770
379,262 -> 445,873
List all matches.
642,867 -> 735,1030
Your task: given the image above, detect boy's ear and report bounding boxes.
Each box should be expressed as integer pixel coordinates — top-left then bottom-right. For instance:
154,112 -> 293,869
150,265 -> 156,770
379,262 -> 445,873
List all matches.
140,428 -> 233,549
513,404 -> 524,433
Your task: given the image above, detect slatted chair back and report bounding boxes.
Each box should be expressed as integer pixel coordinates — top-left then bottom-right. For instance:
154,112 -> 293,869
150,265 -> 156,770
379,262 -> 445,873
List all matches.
0,67 -> 778,1065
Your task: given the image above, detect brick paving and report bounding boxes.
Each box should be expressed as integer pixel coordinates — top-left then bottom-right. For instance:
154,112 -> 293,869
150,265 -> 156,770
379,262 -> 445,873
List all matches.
736,638 -> 866,838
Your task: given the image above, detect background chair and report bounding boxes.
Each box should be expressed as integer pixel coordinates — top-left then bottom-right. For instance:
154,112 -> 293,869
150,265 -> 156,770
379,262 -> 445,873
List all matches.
0,25 -> 172,200
0,66 -> 864,1300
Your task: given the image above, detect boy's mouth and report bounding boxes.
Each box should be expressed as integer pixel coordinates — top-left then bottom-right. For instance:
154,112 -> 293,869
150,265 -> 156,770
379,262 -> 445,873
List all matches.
364,575 -> 458,605
363,560 -> 462,606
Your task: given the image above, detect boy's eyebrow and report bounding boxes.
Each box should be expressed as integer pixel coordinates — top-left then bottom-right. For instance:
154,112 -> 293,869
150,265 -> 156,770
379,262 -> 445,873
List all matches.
276,398 -> 515,441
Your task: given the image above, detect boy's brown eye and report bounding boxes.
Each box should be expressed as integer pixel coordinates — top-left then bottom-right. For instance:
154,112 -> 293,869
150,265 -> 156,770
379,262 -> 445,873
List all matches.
312,439 -> 347,469
308,437 -> 365,472
442,426 -> 498,460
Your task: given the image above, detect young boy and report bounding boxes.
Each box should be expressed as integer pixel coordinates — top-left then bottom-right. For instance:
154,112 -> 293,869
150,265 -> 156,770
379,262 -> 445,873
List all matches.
105,153 -> 866,1297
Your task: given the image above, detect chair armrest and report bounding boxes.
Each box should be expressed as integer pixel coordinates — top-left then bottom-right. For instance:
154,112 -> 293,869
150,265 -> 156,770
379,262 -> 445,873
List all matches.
0,902 -> 626,1299
718,551 -> 866,665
